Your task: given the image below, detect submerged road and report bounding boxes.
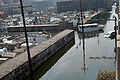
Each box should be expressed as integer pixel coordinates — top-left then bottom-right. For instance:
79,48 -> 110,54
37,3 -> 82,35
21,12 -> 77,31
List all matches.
35,6 -> 117,80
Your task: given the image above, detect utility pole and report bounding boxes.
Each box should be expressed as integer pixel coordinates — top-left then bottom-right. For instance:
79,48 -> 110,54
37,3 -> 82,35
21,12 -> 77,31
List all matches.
80,0 -> 87,74
80,0 -> 85,49
113,17 -> 117,80
114,16 -> 117,54
80,0 -> 84,30
19,0 -> 34,80
96,0 -> 98,14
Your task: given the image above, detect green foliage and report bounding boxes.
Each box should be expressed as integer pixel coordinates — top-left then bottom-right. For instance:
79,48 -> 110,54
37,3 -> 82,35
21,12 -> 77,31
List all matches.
28,9 -> 33,15
96,70 -> 115,80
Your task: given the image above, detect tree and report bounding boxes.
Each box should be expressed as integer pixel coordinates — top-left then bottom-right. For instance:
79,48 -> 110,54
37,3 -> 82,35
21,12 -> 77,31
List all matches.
28,9 -> 33,15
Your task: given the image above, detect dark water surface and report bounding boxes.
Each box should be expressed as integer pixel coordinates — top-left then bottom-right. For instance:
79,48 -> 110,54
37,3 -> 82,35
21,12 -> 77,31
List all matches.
31,6 -> 117,80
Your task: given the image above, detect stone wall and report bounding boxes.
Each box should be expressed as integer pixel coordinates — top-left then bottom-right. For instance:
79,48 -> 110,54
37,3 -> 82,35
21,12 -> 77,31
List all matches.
0,29 -> 75,80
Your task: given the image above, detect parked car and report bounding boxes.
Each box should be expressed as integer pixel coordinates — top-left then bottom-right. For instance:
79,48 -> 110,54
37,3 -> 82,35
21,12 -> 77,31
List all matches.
104,31 -> 115,38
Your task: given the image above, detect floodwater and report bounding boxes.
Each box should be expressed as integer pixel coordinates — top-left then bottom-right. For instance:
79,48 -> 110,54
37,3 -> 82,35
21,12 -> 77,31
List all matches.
32,6 -> 117,80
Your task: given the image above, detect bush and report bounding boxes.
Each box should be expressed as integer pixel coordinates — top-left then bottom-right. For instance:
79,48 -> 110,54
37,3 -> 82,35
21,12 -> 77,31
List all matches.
96,70 -> 115,80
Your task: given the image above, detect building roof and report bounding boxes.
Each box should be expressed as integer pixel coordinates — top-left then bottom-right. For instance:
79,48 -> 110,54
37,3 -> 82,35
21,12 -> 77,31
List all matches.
0,11 -> 5,15
7,24 -> 59,28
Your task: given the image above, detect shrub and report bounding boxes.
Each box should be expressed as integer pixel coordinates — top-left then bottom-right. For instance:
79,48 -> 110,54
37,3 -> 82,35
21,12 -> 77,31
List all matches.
96,70 -> 115,80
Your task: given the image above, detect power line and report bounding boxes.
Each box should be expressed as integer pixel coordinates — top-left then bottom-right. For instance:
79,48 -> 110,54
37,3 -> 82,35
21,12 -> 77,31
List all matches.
19,0 -> 34,80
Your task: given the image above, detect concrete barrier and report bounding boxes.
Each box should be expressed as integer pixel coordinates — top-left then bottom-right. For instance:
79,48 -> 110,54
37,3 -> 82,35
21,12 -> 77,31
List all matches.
7,22 -> 73,32
0,29 -> 74,80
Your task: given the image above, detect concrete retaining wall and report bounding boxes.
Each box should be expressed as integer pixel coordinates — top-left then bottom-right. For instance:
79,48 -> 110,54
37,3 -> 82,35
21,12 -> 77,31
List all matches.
7,22 -> 73,32
0,29 -> 74,80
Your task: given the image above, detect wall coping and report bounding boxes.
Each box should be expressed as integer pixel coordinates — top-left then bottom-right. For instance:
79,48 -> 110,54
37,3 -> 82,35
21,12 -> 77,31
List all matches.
0,29 -> 74,79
